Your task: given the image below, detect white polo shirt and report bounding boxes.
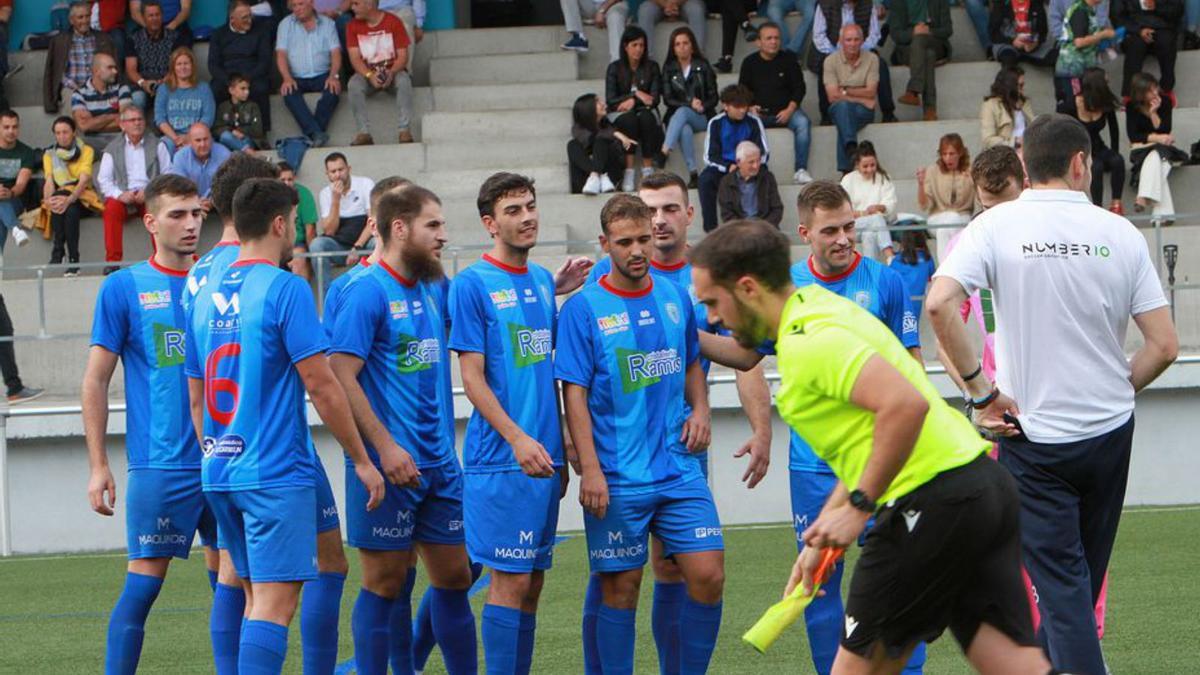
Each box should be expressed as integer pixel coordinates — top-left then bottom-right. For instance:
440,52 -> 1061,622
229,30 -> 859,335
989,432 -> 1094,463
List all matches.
935,189 -> 1168,443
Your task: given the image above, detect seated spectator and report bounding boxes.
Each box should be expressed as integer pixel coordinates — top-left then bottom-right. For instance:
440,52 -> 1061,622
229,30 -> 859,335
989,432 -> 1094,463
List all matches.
917,132 -> 974,258
699,84 -> 768,232
130,0 -> 193,47
210,0 -> 274,131
167,123 -> 232,213
278,160 -> 319,279
888,228 -> 936,316
1050,0 -> 1109,52
762,0 -> 818,59
808,0 -> 896,125
126,0 -> 181,112
380,0 -> 424,69
1054,0 -> 1113,114
660,27 -> 717,187
1127,72 -> 1183,222
347,0 -> 415,145
0,110 -> 37,251
989,0 -> 1055,68
214,75 -> 267,152
1073,67 -> 1124,212
713,0 -> 760,74
43,117 -> 97,276
97,106 -> 173,271
42,1 -> 116,114
638,0 -> 706,64
568,93 -> 626,195
739,22 -> 813,185
154,47 -> 215,156
0,0 -> 12,110
889,0 -> 951,120
981,66 -> 1034,149
824,23 -> 880,174
72,53 -> 132,152
1113,0 -> 1181,100
1,291 -> 43,404
606,26 -> 665,192
93,0 -> 131,63
718,141 -> 783,226
840,141 -> 897,262
277,0 -> 343,147
962,0 -> 993,55
311,152 -> 376,283
558,0 -> 631,61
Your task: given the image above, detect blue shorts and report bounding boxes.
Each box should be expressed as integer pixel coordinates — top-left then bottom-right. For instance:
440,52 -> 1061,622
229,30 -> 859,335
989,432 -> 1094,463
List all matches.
314,456 -> 340,534
125,468 -> 216,560
584,477 -> 723,573
789,469 -> 838,553
465,469 -> 561,573
206,486 -> 318,582
346,460 -> 465,551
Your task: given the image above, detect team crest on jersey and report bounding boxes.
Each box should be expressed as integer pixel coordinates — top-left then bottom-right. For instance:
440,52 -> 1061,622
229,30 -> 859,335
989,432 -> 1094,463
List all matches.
397,334 -> 441,373
538,284 -> 552,306
138,290 -> 171,310
665,302 -> 681,325
597,312 -> 630,335
153,323 -> 186,367
854,290 -> 871,308
390,299 -> 410,319
509,323 -> 552,368
618,347 -> 681,393
902,311 -> 918,335
489,289 -> 519,309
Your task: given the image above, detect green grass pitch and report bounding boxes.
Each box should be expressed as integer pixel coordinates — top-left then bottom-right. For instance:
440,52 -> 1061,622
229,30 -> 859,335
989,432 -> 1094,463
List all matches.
1,507 -> 1196,673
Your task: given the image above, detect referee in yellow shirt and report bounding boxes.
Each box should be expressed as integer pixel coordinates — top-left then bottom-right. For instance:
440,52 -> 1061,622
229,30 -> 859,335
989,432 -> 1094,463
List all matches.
690,219 -> 1053,674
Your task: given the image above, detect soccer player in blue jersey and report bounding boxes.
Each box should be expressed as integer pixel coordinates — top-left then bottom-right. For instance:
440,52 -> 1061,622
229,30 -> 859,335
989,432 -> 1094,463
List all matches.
328,186 -> 479,675
83,174 -> 211,675
558,194 -> 725,675
186,178 -> 385,675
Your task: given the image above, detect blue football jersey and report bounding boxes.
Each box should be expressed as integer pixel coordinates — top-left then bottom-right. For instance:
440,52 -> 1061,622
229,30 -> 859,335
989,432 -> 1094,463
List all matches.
323,260 -> 372,341
329,262 -> 456,469
449,255 -> 562,472
90,260 -> 198,469
786,253 -> 921,473
184,260 -> 326,491
555,275 -> 702,495
182,241 -> 239,321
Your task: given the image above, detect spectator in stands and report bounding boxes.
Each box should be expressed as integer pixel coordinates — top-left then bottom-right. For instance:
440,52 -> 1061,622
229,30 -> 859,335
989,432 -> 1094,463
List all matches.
989,0 -> 1056,68
1050,0 -> 1110,48
278,160 -> 319,279
717,141 -> 783,226
347,0 -> 415,145
1073,67 -> 1124,212
823,23 -> 879,174
840,141 -> 897,262
889,0 -> 951,121
97,106 -> 173,272
638,0 -> 706,63
889,228 -> 935,314
310,152 -> 376,283
918,132 -> 975,258
0,0 -> 12,111
568,93 -> 626,195
763,0 -> 818,58
1113,0 -> 1182,100
559,0 -> 631,61
72,53 -> 132,152
1127,72 -> 1182,222
130,0 -> 193,47
92,0 -> 131,61
277,0 -> 344,148
713,0 -> 760,74
699,84 -> 768,231
0,293 -> 43,404
739,22 -> 813,185
42,1 -> 116,114
210,0 -> 274,132
167,123 -> 232,213
380,0 -> 424,69
43,117 -> 96,276
154,47 -> 215,156
606,26 -> 665,192
214,75 -> 267,152
809,0 -> 896,125
981,66 -> 1034,149
126,0 -> 181,112
661,26 -> 718,188
0,110 -> 36,251
1054,0 -> 1113,114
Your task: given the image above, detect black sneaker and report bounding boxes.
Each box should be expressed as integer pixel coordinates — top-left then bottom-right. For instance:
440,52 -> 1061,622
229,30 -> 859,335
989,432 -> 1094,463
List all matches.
742,21 -> 759,42
715,55 -> 733,73
1185,31 -> 1200,50
882,112 -> 899,123
688,171 -> 699,190
7,387 -> 44,405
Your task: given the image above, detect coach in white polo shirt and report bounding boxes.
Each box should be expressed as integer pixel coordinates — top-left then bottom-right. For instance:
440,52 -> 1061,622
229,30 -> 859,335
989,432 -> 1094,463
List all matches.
927,113 -> 1178,675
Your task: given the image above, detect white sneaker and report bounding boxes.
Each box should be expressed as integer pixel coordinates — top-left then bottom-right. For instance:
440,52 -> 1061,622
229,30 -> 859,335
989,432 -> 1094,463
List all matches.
621,169 -> 636,192
794,168 -> 814,185
641,166 -> 653,177
11,227 -> 29,247
599,175 -> 616,193
582,173 -> 602,195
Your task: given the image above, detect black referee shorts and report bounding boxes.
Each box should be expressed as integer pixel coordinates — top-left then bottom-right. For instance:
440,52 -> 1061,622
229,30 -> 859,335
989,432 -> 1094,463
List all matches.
842,455 -> 1038,660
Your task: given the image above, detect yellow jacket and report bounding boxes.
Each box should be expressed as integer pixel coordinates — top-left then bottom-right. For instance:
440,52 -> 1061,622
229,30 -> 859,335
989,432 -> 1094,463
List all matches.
980,97 -> 1035,149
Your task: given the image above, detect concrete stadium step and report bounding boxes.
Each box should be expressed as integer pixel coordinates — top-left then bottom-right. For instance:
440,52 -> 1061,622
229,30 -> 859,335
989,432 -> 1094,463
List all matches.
429,25 -> 567,57
429,51 -> 578,86
423,139 -> 567,172
421,109 -> 572,142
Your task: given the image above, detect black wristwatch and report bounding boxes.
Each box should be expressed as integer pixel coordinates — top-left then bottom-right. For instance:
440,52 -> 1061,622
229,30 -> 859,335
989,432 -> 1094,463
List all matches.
848,489 -> 877,514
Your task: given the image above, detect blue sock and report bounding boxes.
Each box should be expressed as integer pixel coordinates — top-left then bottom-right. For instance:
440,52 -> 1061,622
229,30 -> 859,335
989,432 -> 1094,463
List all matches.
238,619 -> 288,675
207,569 -> 218,592
596,604 -> 636,675
902,642 -> 928,674
429,587 -> 478,675
210,583 -> 246,675
352,588 -> 395,675
481,604 -> 521,675
302,572 -> 345,675
105,572 -> 163,675
651,582 -> 686,675
679,598 -> 722,675
389,571 -> 417,674
803,561 -> 845,675
582,574 -> 602,675
517,612 -> 536,675
411,570 -> 436,672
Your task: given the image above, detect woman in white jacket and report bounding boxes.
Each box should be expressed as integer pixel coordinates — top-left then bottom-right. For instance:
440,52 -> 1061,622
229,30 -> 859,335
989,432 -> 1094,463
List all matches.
839,141 -> 898,263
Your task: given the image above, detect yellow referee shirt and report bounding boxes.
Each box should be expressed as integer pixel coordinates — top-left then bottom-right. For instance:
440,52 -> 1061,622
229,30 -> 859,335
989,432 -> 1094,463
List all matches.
775,285 -> 990,504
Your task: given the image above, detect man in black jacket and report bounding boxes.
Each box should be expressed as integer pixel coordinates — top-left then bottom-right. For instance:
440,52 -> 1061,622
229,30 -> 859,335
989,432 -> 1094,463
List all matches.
209,0 -> 274,130
717,141 -> 784,226
738,22 -> 813,185
1113,0 -> 1183,98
